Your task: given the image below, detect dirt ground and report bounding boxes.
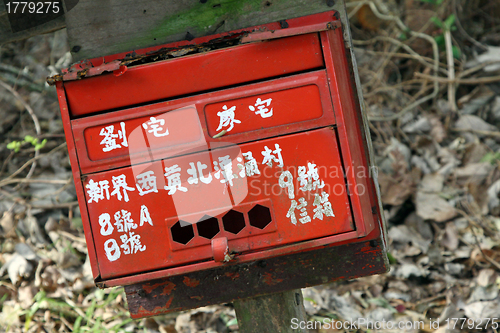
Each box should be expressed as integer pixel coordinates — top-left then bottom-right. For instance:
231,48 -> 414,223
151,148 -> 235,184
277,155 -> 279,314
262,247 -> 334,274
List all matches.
1,0 -> 500,332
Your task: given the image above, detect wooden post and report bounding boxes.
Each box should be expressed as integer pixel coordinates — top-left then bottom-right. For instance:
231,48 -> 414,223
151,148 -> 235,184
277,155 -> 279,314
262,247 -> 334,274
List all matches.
233,289 -> 308,333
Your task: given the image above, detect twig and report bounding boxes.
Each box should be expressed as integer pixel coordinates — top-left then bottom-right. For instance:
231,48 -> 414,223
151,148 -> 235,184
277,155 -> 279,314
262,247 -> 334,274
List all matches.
470,227 -> 500,271
64,297 -> 96,325
0,142 -> 66,186
0,63 -> 35,81
414,72 -> 500,84
456,210 -> 500,271
444,30 -> 457,113
0,80 -> 41,180
452,128 -> 500,138
358,49 -> 448,72
30,201 -> 79,209
357,2 -> 440,122
58,230 -> 87,243
0,188 -> 78,210
0,178 -> 70,186
452,0 -> 488,51
353,37 -> 447,76
459,60 -> 500,78
59,315 -> 74,331
0,151 -> 15,177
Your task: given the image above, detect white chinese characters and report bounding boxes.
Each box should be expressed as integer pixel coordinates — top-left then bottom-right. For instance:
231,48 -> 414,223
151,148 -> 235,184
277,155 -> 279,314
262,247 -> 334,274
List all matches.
142,116 -> 169,137
249,97 -> 273,118
86,179 -> 110,203
261,144 -> 283,168
136,171 -> 158,196
99,206 -> 153,262
99,122 -> 128,152
216,105 -> 240,133
164,165 -> 188,194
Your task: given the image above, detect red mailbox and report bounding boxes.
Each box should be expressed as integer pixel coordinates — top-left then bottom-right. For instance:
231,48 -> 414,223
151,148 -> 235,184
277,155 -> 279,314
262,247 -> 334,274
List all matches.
51,11 -> 388,318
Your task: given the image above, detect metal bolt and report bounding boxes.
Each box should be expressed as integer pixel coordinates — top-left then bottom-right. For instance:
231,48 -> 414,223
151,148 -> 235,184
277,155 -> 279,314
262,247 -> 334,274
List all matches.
326,0 -> 335,7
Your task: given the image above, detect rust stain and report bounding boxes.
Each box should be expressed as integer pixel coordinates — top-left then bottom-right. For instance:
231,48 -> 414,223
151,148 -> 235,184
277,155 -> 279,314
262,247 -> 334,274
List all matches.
76,68 -> 89,79
360,241 -> 381,254
46,33 -> 247,85
134,296 -> 174,317
142,280 -> 176,295
161,282 -> 176,296
136,305 -> 153,317
183,276 -> 200,288
164,296 -> 174,308
224,272 -> 240,280
262,272 -> 283,286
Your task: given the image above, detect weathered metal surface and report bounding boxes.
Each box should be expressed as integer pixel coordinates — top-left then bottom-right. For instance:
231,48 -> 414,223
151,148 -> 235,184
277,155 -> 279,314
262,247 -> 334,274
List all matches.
240,20 -> 339,43
64,32 -> 324,117
46,60 -> 122,85
64,0 -> 342,61
320,27 -> 380,238
124,238 -> 388,318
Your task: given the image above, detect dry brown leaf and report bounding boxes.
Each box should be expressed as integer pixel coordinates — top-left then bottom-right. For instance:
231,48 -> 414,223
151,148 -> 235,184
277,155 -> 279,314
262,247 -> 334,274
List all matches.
416,192 -> 458,222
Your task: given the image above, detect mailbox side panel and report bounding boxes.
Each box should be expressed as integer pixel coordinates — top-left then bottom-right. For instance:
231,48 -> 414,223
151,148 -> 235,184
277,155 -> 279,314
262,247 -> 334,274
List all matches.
55,82 -> 101,279
321,28 -> 377,237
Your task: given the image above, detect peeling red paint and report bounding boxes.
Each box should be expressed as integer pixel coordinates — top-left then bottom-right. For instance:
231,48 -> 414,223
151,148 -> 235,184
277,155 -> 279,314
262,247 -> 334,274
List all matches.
161,283 -> 176,296
164,296 -> 174,308
135,296 -> 174,317
142,280 -> 176,295
224,272 -> 240,280
262,272 -> 283,286
183,276 -> 200,288
190,296 -> 203,301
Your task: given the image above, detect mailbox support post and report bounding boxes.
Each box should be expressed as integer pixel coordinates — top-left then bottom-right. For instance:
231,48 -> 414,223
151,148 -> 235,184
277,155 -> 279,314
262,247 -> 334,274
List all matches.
233,289 -> 307,333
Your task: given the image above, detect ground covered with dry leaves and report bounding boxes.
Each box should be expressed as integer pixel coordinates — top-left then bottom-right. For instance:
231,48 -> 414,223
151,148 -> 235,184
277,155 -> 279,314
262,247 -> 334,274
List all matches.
2,0 -> 500,332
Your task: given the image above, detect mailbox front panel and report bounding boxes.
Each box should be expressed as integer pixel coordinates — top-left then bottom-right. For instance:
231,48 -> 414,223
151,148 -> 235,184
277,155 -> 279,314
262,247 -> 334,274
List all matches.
83,128 -> 353,279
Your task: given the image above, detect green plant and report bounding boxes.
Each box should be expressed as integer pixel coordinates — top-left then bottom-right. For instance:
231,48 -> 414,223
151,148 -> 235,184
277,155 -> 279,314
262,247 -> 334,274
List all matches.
417,0 -> 445,5
481,152 -> 500,164
7,135 -> 47,153
431,14 -> 461,59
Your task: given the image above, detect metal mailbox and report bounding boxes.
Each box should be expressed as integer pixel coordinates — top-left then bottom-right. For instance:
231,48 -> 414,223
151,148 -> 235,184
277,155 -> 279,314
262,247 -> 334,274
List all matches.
52,10 -> 388,318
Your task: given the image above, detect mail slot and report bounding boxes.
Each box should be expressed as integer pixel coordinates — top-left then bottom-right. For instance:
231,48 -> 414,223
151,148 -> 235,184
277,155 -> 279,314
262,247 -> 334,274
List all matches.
52,10 -> 388,318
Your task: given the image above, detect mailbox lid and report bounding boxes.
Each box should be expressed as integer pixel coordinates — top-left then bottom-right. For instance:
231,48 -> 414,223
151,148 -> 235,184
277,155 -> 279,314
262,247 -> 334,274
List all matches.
65,33 -> 324,117
83,127 -> 354,279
